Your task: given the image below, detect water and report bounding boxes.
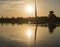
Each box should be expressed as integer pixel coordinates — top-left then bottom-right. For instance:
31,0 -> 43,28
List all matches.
0,24 -> 60,47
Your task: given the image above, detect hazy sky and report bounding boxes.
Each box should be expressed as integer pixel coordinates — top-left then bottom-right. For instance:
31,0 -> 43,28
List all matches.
0,0 -> 60,18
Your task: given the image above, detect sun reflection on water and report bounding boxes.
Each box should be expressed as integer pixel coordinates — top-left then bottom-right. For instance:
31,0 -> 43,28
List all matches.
26,29 -> 32,38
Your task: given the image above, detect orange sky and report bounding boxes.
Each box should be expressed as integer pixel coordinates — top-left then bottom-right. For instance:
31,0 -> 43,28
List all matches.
0,0 -> 60,18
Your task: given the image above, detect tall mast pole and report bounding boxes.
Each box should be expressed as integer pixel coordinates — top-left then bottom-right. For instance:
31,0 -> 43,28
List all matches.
34,0 -> 37,47
35,0 -> 37,18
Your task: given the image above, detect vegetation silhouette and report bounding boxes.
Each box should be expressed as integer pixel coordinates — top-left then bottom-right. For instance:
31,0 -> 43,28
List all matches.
0,17 -> 60,24
48,11 -> 56,24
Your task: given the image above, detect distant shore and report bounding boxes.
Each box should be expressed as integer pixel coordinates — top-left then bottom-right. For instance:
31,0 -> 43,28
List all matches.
0,16 -> 60,24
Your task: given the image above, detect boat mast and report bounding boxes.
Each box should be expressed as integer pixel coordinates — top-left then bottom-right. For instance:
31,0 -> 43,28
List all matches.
34,0 -> 37,47
35,0 -> 37,18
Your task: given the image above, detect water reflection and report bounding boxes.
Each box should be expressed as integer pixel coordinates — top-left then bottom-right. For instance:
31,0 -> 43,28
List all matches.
39,24 -> 60,34
34,24 -> 60,47
48,24 -> 56,34
0,23 -> 60,47
26,29 -> 32,39
0,24 -> 35,47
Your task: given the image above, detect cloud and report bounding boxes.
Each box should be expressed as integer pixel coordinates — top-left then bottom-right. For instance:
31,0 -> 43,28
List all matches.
0,0 -> 29,12
0,0 -> 28,5
0,0 -> 32,13
0,0 -> 25,2
0,0 -> 27,4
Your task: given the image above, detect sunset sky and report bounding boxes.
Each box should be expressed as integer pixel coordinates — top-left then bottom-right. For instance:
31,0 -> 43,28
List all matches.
0,0 -> 60,18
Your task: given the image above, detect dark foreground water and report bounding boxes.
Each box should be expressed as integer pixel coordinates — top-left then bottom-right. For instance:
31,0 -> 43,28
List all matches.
0,24 -> 60,47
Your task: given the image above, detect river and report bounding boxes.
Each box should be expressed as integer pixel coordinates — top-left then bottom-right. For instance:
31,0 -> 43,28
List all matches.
0,24 -> 60,47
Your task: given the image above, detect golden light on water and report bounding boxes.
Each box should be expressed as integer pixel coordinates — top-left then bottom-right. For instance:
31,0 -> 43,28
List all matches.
25,5 -> 34,13
26,29 -> 32,38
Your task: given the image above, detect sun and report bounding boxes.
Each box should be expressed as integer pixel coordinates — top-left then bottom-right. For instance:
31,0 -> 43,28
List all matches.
25,5 -> 34,13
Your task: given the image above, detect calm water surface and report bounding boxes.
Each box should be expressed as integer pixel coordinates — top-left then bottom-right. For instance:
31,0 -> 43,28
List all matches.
0,24 -> 60,47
